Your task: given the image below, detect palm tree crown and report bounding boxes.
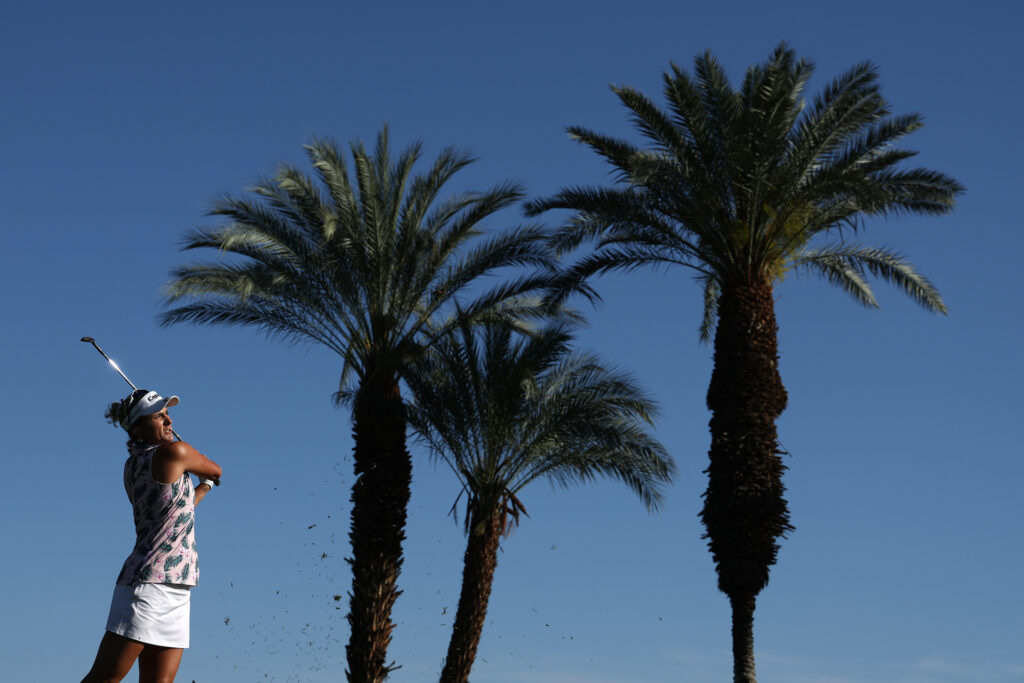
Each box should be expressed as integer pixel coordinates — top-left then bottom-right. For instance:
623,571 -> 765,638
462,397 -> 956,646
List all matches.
409,322 -> 673,518
165,128 -> 559,393
161,126 -> 561,683
405,322 -> 674,683
525,44 -> 962,683
528,43 -> 962,336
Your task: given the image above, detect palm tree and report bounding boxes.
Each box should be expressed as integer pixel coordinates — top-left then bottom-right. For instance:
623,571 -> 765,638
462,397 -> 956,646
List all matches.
404,322 -> 674,683
525,44 -> 963,682
160,127 -> 562,683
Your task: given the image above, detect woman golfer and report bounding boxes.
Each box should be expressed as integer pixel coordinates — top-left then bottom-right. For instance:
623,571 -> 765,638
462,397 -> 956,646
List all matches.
81,388 -> 222,683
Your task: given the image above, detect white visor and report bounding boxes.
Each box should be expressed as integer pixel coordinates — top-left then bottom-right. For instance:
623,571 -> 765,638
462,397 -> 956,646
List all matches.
122,390 -> 180,431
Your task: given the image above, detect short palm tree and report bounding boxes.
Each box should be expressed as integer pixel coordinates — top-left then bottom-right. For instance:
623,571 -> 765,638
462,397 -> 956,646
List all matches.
525,44 -> 963,682
161,127 -> 561,683
404,322 -> 674,683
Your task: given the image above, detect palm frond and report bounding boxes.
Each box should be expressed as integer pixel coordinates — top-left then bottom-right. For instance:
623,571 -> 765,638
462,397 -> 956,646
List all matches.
611,85 -> 688,159
791,248 -> 878,308
794,243 -> 947,313
698,275 -> 720,343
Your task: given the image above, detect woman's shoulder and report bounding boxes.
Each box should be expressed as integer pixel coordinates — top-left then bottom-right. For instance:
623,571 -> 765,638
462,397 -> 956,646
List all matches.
154,440 -> 196,462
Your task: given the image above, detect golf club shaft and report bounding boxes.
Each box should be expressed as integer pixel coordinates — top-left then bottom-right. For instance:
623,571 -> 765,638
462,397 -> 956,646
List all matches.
82,337 -> 138,390
81,336 -> 184,443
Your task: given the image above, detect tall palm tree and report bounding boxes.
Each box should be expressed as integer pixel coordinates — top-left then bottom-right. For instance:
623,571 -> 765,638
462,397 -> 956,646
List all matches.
525,44 -> 963,682
404,322 -> 674,683
161,127 -> 562,683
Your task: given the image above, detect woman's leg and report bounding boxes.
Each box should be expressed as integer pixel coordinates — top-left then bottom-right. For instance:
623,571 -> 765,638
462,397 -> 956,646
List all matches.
81,631 -> 145,683
138,645 -> 184,683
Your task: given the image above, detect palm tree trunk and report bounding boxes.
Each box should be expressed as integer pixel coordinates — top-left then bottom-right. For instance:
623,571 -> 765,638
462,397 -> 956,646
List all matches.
730,593 -> 757,683
346,370 -> 412,683
439,507 -> 503,683
701,280 -> 792,683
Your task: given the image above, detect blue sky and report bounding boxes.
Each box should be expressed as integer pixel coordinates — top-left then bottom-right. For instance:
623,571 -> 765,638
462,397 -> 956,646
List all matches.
2,1 -> 1021,681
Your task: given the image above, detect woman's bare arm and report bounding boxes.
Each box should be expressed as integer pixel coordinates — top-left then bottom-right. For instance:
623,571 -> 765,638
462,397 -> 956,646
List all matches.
194,481 -> 213,506
153,441 -> 223,485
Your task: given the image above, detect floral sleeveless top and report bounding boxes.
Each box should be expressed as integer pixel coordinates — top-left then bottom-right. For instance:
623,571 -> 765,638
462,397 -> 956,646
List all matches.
116,443 -> 199,587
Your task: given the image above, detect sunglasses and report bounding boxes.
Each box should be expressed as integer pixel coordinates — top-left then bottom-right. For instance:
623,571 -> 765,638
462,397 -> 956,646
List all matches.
122,388 -> 151,416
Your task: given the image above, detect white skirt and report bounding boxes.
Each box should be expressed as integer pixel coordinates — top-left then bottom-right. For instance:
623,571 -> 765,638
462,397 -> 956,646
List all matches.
105,583 -> 191,648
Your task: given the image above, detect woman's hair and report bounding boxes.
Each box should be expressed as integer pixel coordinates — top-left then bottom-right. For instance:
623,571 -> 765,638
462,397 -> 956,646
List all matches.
104,400 -> 129,428
105,389 -> 150,432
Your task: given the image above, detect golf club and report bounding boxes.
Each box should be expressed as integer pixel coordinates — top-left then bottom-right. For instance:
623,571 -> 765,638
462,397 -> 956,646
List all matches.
81,336 -> 139,391
81,336 -> 219,485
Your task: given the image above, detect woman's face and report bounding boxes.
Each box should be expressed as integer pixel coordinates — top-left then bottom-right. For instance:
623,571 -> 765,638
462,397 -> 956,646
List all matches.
131,408 -> 175,445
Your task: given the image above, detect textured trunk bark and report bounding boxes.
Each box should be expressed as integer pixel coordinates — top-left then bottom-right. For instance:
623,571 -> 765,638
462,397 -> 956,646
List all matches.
700,280 -> 791,683
345,371 -> 412,683
439,508 -> 503,683
730,594 -> 757,683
